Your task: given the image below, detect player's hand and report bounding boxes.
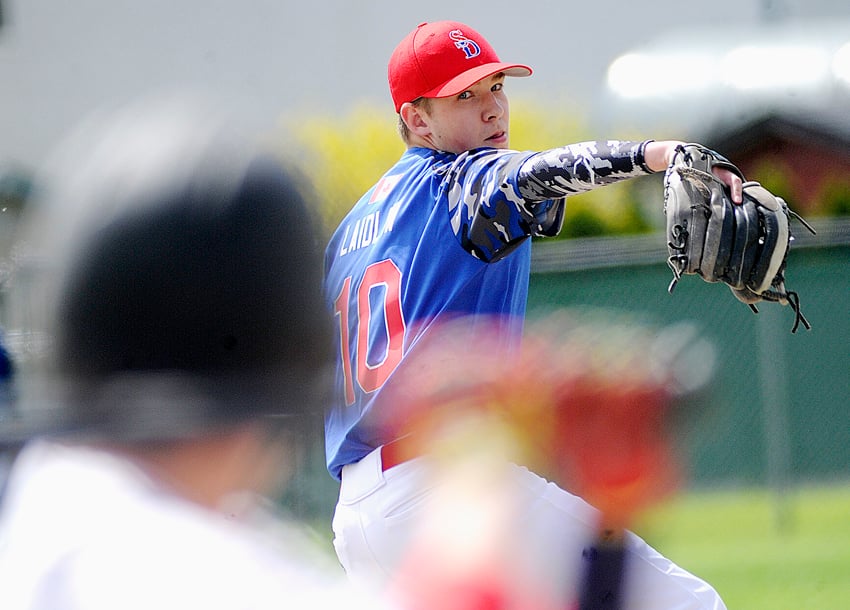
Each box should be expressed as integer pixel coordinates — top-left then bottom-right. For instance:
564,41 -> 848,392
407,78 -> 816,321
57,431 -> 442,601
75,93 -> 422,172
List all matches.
648,140 -> 743,204
712,167 -> 743,204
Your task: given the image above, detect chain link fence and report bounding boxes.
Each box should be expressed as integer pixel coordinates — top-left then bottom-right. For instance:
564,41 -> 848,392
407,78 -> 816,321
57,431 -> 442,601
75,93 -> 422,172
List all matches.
527,216 -> 850,491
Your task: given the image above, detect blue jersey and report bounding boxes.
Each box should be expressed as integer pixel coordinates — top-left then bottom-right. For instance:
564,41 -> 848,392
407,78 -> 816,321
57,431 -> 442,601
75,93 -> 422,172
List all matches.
324,141 -> 652,478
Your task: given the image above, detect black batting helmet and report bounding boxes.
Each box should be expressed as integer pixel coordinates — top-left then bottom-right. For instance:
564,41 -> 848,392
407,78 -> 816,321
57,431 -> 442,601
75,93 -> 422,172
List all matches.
2,97 -> 332,443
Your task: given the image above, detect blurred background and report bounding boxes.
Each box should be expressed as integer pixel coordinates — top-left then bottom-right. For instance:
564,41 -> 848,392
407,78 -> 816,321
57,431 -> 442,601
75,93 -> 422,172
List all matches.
1,1 -> 848,607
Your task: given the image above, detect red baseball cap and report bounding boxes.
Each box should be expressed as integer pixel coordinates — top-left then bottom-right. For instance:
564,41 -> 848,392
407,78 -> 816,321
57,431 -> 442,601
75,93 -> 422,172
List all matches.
388,21 -> 533,113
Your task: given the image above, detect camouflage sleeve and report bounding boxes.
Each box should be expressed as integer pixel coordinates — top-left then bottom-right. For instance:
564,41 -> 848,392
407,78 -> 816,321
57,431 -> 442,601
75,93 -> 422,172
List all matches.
516,140 -> 653,200
439,140 -> 653,262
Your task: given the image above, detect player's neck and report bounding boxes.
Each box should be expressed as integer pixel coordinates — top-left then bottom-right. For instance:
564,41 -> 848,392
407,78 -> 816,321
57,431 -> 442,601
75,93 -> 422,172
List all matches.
108,426 -> 275,511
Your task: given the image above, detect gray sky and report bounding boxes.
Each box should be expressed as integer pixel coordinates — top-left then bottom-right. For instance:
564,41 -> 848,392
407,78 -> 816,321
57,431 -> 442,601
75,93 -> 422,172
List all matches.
1,0 -> 848,169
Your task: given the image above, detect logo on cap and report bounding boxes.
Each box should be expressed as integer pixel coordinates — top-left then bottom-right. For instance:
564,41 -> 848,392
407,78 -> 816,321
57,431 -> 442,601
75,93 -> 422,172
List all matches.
448,29 -> 480,59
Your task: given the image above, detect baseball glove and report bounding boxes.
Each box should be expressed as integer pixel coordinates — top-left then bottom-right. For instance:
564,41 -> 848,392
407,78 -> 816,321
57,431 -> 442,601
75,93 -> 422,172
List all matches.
663,143 -> 816,333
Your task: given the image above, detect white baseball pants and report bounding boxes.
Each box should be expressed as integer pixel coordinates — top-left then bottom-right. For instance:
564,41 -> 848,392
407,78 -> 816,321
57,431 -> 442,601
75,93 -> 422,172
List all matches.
332,446 -> 726,609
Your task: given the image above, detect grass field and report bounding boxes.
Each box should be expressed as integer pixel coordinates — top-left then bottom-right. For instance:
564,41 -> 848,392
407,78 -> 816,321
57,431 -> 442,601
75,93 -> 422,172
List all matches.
297,481 -> 850,608
636,483 -> 850,609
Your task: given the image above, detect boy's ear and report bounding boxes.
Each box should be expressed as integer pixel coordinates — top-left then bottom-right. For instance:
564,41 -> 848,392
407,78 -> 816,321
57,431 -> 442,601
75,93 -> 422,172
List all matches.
400,102 -> 431,137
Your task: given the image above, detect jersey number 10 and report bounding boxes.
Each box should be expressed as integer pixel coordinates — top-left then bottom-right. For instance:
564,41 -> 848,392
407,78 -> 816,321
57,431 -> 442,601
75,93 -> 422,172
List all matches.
333,259 -> 406,406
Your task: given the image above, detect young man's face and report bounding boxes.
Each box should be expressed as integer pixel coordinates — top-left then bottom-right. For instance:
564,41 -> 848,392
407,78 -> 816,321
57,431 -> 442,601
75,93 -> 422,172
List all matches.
420,73 -> 510,153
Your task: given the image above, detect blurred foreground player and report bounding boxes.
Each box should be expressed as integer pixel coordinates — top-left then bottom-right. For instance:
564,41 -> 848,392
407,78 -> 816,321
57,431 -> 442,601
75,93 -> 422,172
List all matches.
0,99 -> 386,610
367,311 -> 717,610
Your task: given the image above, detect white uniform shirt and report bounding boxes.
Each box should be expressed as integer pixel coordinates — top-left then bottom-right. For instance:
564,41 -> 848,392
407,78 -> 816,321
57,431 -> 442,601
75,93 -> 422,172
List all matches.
0,441 -> 382,610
